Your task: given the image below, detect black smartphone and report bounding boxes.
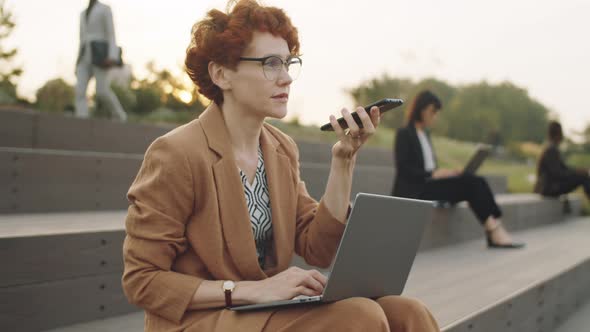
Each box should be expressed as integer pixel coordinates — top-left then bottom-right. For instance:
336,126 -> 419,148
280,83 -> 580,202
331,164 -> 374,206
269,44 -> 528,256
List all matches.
320,98 -> 404,131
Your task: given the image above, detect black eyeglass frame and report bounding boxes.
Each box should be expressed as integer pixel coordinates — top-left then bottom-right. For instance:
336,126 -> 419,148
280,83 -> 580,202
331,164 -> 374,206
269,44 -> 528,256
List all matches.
238,55 -> 303,80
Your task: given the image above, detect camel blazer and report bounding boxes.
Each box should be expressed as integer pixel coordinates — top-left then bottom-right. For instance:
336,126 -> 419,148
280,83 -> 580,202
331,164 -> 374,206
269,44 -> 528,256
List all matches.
122,103 -> 346,331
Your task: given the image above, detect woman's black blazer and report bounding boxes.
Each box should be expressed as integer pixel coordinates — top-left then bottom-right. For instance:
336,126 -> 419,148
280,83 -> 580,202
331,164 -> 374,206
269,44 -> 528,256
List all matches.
391,125 -> 436,198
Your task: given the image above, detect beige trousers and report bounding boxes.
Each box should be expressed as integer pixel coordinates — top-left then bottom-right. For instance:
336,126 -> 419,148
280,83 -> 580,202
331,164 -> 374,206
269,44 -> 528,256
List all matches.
262,296 -> 440,332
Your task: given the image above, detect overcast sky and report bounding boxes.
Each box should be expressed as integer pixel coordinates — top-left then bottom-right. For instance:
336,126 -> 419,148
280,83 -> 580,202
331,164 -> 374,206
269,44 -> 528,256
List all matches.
6,0 -> 590,138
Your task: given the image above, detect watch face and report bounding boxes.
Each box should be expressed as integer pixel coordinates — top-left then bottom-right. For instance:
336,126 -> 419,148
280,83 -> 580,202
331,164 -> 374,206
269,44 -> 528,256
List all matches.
223,280 -> 235,291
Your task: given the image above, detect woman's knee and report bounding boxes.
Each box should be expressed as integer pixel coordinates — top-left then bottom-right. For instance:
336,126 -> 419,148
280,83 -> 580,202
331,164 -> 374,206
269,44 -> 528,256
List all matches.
463,174 -> 489,191
95,79 -> 113,99
332,297 -> 389,331
377,296 -> 437,328
95,88 -> 111,101
377,296 -> 424,314
465,174 -> 485,184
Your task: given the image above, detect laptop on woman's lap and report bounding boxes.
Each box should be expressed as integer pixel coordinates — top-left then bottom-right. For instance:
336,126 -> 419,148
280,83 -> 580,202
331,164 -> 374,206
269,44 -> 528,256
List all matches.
231,193 -> 434,311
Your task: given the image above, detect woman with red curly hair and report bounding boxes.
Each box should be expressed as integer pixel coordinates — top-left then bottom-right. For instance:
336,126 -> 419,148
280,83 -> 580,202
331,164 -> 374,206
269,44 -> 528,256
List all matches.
122,1 -> 440,331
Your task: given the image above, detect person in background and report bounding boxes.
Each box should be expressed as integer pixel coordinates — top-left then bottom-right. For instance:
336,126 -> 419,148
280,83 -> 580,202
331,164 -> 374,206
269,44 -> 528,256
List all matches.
75,0 -> 127,121
534,121 -> 590,200
392,90 -> 524,249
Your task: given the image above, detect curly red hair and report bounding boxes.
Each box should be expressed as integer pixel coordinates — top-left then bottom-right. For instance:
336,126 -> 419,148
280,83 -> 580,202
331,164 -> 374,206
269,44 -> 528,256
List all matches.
185,0 -> 300,106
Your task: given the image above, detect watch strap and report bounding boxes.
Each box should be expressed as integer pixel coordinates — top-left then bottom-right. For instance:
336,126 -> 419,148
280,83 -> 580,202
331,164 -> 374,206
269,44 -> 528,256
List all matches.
224,288 -> 232,308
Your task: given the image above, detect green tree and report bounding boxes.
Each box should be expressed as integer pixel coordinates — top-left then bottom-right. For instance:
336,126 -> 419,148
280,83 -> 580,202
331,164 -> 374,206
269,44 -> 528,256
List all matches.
582,123 -> 590,152
129,62 -> 205,115
0,0 -> 22,104
347,75 -> 414,129
131,81 -> 162,115
348,76 -> 550,144
347,76 -> 456,132
444,82 -> 549,143
35,78 -> 74,113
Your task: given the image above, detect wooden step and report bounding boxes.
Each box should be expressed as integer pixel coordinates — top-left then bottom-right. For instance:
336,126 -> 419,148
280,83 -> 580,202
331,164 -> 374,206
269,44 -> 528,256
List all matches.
552,297 -> 590,332
0,198 -> 582,331
0,193 -> 580,289
35,218 -> 590,332
0,148 -> 507,214
0,109 -> 512,179
0,109 -> 396,167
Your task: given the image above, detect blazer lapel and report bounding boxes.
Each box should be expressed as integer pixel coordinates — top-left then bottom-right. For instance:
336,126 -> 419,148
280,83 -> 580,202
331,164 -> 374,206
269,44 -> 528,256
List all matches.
259,126 -> 295,276
199,105 -> 266,280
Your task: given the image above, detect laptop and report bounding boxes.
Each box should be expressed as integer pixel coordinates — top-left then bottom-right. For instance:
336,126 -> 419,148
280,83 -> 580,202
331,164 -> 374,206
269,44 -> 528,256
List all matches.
463,145 -> 492,175
231,193 -> 435,311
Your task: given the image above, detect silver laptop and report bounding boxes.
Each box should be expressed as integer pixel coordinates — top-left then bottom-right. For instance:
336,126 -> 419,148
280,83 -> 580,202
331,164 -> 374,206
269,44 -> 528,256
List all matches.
231,193 -> 435,311
463,145 -> 491,175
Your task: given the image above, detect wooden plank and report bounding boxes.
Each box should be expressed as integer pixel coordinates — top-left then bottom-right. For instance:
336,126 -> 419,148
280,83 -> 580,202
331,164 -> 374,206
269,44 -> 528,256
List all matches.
35,113 -> 94,151
11,151 -> 97,213
405,218 -> 590,328
90,118 -> 170,154
443,262 -> 590,332
0,273 -> 136,332
4,110 -> 170,155
0,149 -> 143,213
554,297 -> 590,332
0,211 -> 126,238
95,157 -> 139,210
0,109 -> 508,195
0,150 -> 17,213
0,146 -> 509,213
0,193 -> 579,248
0,231 -> 125,287
0,109 -> 35,149
41,311 -> 143,332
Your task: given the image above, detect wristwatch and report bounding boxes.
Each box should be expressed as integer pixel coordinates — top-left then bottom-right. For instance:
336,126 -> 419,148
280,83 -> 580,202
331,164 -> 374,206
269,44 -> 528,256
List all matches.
222,280 -> 236,308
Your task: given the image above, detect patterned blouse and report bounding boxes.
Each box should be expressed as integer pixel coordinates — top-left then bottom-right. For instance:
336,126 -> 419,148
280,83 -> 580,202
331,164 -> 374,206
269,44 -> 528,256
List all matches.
238,146 -> 273,269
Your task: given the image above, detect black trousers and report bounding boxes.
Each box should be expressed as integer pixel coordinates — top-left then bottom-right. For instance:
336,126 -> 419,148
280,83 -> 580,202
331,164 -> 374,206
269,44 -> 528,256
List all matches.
419,174 -> 502,224
544,173 -> 590,198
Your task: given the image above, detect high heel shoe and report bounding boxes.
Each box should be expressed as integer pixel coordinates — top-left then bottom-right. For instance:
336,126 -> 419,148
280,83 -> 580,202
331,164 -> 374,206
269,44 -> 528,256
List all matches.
485,222 -> 525,249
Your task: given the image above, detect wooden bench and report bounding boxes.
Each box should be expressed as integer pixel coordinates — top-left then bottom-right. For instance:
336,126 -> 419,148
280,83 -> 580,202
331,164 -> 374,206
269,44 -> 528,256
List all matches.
0,212 -> 131,332
28,217 -> 590,332
0,191 -> 584,331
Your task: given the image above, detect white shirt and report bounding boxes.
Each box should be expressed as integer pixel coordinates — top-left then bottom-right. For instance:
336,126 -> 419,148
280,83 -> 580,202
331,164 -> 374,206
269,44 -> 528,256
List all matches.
78,1 -> 118,61
416,129 -> 436,172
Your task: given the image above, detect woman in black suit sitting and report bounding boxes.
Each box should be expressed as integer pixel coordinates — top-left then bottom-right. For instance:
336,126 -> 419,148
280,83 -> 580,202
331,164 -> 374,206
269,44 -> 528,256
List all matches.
534,121 -> 590,199
391,90 -> 524,249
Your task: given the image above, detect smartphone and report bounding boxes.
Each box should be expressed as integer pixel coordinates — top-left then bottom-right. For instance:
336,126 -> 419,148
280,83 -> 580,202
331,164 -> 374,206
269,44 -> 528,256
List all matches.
320,98 -> 404,131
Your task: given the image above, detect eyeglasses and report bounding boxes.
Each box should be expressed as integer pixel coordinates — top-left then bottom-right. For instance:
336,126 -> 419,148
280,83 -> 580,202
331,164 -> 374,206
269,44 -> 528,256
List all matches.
239,55 -> 302,81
